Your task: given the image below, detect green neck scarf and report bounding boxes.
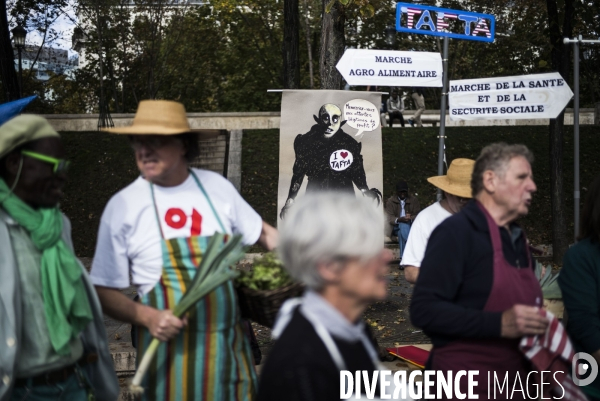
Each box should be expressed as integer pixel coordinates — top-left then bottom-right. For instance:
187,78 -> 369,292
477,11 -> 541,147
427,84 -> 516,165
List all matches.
0,179 -> 92,355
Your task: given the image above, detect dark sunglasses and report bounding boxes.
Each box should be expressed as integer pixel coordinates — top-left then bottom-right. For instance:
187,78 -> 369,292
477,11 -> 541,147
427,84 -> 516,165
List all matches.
21,150 -> 70,174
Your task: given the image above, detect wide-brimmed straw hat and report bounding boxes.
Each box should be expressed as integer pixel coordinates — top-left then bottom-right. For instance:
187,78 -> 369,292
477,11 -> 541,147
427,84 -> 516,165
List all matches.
427,158 -> 475,198
104,100 -> 191,135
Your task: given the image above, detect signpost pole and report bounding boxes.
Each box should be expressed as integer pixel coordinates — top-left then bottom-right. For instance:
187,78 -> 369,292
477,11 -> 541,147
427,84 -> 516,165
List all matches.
573,37 -> 580,241
437,36 -> 449,201
563,36 -> 600,240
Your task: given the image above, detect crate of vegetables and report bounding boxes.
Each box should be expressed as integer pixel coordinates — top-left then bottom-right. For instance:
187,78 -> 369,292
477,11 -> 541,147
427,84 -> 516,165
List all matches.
236,252 -> 304,328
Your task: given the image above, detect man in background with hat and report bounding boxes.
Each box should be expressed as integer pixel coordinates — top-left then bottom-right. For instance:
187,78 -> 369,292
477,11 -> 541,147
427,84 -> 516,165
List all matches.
402,158 -> 475,284
90,100 -> 278,400
0,115 -> 118,400
385,180 -> 420,263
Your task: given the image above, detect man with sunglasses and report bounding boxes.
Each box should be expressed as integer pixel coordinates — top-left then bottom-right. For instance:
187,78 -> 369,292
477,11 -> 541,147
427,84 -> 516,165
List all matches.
0,115 -> 118,401
402,158 -> 475,284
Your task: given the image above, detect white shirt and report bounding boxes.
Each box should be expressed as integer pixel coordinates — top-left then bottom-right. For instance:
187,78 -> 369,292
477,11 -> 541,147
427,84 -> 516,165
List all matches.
399,198 -> 406,218
401,201 -> 451,268
90,169 -> 262,296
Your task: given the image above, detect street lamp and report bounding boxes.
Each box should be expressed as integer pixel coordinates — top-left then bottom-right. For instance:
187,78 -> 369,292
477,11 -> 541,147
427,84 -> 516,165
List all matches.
385,25 -> 396,48
11,24 -> 27,99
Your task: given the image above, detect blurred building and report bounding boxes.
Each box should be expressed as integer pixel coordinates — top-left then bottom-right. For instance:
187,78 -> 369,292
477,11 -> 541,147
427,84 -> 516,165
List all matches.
14,45 -> 78,81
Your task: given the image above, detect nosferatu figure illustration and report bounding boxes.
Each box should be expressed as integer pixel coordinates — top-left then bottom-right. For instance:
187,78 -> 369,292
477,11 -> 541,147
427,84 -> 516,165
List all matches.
280,103 -> 382,219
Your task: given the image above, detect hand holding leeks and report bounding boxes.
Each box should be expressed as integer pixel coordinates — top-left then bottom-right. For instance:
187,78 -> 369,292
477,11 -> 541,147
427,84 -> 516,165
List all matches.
130,233 -> 246,394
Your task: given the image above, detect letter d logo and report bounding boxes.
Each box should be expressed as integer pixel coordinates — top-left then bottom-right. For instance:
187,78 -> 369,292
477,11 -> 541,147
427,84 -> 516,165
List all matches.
572,352 -> 599,386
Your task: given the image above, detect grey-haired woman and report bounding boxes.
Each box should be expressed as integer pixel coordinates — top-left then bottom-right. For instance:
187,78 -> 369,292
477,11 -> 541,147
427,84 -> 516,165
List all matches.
257,192 -> 395,401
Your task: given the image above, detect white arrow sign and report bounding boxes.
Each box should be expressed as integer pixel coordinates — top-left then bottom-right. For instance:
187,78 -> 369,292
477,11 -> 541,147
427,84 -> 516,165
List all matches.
449,72 -> 573,121
336,49 -> 443,87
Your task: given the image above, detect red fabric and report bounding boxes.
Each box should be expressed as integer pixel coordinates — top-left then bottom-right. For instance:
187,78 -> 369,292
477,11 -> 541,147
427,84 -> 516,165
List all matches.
386,346 -> 429,368
520,309 -> 588,401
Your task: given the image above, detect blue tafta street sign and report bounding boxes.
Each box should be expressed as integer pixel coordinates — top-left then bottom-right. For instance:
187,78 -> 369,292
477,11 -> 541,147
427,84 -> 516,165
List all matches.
395,3 -> 495,43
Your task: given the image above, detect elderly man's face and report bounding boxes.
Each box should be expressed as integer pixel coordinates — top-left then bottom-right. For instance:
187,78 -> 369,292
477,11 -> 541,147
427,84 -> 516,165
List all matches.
130,135 -> 186,185
397,190 -> 407,200
7,137 -> 67,208
493,156 -> 537,217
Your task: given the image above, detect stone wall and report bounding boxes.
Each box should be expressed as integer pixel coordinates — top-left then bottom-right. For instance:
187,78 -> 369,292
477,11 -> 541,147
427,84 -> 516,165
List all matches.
42,109 -> 596,132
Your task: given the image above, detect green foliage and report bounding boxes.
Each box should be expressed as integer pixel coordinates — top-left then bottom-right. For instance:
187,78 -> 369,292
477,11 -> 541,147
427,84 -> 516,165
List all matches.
237,252 -> 293,290
70,0 -> 290,113
157,4 -> 284,112
59,131 -> 139,255
6,0 -> 600,110
242,125 -> 600,246
54,125 -> 600,256
535,260 -> 562,299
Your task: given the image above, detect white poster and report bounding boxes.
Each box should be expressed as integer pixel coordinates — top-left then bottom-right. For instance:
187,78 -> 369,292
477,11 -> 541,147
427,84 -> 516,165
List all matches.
449,72 -> 573,121
336,49 -> 443,87
278,90 -> 384,225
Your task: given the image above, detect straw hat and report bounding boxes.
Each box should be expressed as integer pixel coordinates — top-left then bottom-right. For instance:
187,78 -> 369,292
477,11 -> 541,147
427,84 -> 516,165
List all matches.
104,100 -> 191,135
427,158 -> 475,198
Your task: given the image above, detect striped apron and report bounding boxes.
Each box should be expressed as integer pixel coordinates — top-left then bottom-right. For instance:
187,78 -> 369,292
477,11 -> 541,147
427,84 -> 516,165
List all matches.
137,171 -> 257,400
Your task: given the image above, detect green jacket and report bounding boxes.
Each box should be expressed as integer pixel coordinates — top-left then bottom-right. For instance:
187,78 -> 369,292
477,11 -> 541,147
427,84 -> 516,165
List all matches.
0,208 -> 119,401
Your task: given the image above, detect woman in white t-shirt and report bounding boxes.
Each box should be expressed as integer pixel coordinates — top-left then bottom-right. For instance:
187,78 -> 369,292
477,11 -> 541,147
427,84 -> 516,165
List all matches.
90,100 -> 277,401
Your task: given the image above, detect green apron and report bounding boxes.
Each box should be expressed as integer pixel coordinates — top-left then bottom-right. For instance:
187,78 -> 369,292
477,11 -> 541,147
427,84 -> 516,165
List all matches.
137,171 -> 257,400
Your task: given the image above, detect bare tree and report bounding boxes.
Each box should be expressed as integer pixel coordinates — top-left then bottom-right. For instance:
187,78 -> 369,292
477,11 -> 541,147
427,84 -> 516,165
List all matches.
283,0 -> 300,89
302,0 -> 313,88
0,1 -> 20,100
319,0 -> 345,89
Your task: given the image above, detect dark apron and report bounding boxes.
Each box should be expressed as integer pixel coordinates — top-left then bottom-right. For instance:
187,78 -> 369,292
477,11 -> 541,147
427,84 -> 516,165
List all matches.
430,201 -> 542,400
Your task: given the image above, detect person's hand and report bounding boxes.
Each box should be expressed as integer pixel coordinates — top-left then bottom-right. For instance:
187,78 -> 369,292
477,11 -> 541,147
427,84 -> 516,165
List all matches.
280,198 -> 294,220
361,188 -> 383,206
501,305 -> 549,338
145,308 -> 187,341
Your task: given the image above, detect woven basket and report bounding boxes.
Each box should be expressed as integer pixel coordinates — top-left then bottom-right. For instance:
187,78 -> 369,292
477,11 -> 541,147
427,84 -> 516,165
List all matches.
236,282 -> 305,328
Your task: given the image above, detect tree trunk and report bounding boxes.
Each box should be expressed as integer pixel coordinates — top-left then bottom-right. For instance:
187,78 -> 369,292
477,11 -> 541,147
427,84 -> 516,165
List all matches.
549,115 -> 569,263
283,0 -> 300,89
0,1 -> 21,101
302,0 -> 314,89
546,0 -> 574,264
319,0 -> 345,90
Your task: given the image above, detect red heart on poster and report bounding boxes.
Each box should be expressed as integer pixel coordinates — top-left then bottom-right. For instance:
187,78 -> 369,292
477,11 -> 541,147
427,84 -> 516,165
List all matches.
341,152 -> 348,159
